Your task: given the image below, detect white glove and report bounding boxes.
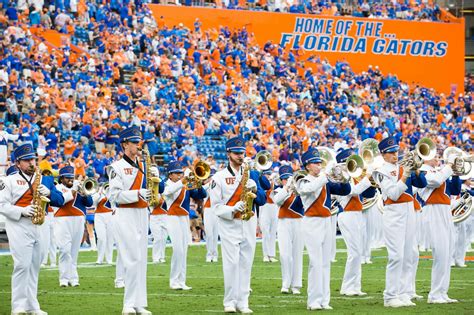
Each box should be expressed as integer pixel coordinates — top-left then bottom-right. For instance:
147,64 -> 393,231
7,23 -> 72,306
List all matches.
139,189 -> 151,201
150,166 -> 159,178
22,205 -> 37,217
184,168 -> 192,177
233,201 -> 245,213
72,180 -> 81,191
246,179 -> 257,191
38,184 -> 51,197
284,177 -> 294,191
402,166 -> 411,178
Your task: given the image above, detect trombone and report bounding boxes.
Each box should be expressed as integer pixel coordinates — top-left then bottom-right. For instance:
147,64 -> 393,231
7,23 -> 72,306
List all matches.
183,160 -> 211,190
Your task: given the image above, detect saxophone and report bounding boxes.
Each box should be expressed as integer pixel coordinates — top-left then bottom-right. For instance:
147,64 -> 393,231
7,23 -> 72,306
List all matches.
31,167 -> 50,225
240,162 -> 256,221
143,147 -> 160,207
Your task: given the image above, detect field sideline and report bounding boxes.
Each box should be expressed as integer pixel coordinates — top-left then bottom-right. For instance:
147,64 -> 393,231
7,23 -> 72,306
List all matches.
0,240 -> 473,314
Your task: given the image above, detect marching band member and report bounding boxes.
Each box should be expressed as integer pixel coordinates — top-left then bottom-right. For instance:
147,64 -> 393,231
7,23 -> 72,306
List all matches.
418,154 -> 461,303
259,169 -> 279,262
107,126 -> 152,315
163,161 -> 207,290
149,177 -> 167,264
209,136 -> 266,314
54,165 -> 93,287
297,148 -> 351,311
334,149 -> 376,296
92,182 -> 114,264
0,143 -> 64,315
272,165 -> 304,295
373,137 -> 427,308
203,169 -> 219,263
452,178 -> 474,267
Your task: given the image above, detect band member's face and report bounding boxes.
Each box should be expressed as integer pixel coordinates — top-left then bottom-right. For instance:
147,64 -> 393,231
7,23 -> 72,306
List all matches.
62,177 -> 74,188
228,151 -> 245,166
170,172 -> 183,183
306,162 -> 321,176
123,141 -> 139,157
383,152 -> 398,164
281,178 -> 288,186
17,158 -> 36,176
426,158 -> 438,168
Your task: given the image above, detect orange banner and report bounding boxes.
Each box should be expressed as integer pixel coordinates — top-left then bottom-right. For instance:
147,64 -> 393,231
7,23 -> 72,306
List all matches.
149,5 -> 464,94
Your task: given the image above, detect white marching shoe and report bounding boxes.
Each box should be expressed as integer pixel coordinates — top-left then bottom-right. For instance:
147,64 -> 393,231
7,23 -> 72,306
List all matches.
30,310 -> 48,315
236,307 -> 253,314
307,304 -> 322,310
224,306 -> 236,313
11,310 -> 28,315
135,307 -> 152,314
122,307 -> 136,315
384,299 -> 405,308
281,288 -> 290,294
292,288 -> 301,295
445,297 -> 459,303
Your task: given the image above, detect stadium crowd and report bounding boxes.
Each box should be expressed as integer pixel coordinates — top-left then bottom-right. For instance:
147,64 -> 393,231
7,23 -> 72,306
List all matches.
0,0 -> 472,182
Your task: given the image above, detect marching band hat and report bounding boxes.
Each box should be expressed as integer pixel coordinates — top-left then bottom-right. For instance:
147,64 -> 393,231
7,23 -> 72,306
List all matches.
378,136 -> 399,154
6,165 -> 19,176
119,126 -> 142,143
336,149 -> 353,164
279,165 -> 293,180
301,148 -> 322,166
167,161 -> 183,174
59,165 -> 75,178
14,143 -> 36,160
210,168 -> 217,176
226,136 -> 246,153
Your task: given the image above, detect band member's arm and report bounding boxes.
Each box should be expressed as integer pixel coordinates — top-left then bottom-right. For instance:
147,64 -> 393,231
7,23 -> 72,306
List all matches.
273,187 -> 290,206
424,165 -> 453,188
297,175 -> 328,196
209,177 -> 238,220
361,186 -> 377,199
376,173 -> 408,201
107,167 -> 140,205
77,194 -> 93,207
0,178 -> 23,221
250,170 -> 266,206
43,176 -> 65,207
448,175 -> 462,196
258,174 -> 271,191
92,192 -> 102,206
410,170 -> 427,188
349,177 -> 372,196
159,181 -> 165,194
328,181 -> 351,196
163,180 -> 184,198
189,186 -> 207,200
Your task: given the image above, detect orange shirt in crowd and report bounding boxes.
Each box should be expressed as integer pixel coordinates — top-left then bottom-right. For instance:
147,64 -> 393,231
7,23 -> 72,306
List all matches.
74,158 -> 86,177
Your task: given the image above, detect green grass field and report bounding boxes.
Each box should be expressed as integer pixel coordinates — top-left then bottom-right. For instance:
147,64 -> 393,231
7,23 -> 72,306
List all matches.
1,240 -> 473,314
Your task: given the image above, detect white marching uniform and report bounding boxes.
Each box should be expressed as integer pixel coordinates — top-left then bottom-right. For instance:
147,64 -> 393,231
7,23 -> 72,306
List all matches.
335,177 -> 372,294
92,191 -> 114,264
360,205 -> 372,263
374,162 -> 425,304
41,207 -> 57,266
260,184 -> 279,259
54,184 -> 90,286
418,164 -> 460,302
150,197 -> 168,263
203,182 -> 219,262
108,158 -> 149,309
0,172 -> 65,313
273,186 -> 304,292
329,213 -> 337,261
210,166 -> 257,310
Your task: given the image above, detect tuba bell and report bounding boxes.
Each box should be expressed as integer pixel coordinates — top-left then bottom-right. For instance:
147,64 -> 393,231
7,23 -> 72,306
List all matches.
254,150 -> 273,172
81,178 -> 99,196
183,160 -> 211,190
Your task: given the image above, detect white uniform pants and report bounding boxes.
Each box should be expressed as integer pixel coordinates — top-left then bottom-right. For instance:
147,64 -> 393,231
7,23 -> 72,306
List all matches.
361,209 -> 371,261
150,214 -> 168,262
6,217 -> 43,312
382,203 -> 417,302
330,214 -> 337,261
425,204 -> 454,301
55,216 -> 85,285
95,212 -> 114,264
453,221 -> 467,266
115,247 -> 125,286
338,211 -> 363,293
303,216 -> 332,308
218,216 -> 257,309
113,208 -> 148,308
277,218 -> 303,290
415,210 -> 423,248
41,214 -> 57,265
259,203 -> 278,258
369,205 -> 384,248
167,215 -> 190,287
204,208 -> 219,260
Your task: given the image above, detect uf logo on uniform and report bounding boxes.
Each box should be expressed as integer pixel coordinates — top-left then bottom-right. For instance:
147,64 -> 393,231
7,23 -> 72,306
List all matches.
17,180 -> 26,185
225,178 -> 236,185
124,168 -> 134,175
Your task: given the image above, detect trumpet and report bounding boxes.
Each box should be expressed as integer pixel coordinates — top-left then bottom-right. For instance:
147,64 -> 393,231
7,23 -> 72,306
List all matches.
80,178 -> 99,196
100,183 -> 109,196
183,160 -> 211,190
400,137 -> 436,171
287,170 -> 308,195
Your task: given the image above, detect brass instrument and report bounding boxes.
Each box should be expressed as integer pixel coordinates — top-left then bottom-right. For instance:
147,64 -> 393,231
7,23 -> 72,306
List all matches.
362,190 -> 382,211
31,167 -> 50,225
100,183 -> 109,196
358,139 -> 384,169
254,150 -> 273,172
80,178 -> 99,196
288,170 -> 308,195
317,146 -> 349,183
183,160 -> 211,190
452,191 -> 473,223
330,198 -> 339,215
400,138 -> 436,171
443,147 -> 474,178
241,162 -> 256,221
143,147 -> 161,206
